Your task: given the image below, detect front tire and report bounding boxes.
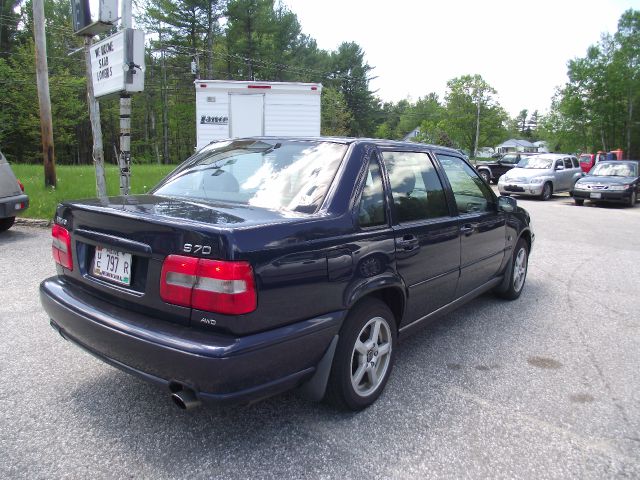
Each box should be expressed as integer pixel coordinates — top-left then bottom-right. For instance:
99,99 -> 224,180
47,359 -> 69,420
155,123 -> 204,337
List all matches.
0,216 -> 15,232
574,198 -> 584,206
540,182 -> 552,201
628,191 -> 637,207
496,238 -> 529,300
325,299 -> 396,411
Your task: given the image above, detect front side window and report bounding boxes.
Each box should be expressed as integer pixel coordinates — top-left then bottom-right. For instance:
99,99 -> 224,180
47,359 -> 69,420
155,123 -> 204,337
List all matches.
358,156 -> 387,228
153,140 -> 347,213
437,154 -> 494,214
381,151 -> 449,223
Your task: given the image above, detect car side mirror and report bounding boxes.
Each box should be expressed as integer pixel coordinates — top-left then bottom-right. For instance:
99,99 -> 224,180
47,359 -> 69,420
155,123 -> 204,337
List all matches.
497,195 -> 517,213
555,164 -> 565,171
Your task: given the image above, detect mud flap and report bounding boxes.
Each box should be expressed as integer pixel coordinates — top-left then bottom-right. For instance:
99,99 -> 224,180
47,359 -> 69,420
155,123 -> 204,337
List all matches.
298,335 -> 338,402
494,249 -> 514,294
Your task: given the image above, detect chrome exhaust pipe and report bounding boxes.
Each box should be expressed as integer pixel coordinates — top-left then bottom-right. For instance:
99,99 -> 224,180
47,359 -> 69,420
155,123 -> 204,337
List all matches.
171,388 -> 201,410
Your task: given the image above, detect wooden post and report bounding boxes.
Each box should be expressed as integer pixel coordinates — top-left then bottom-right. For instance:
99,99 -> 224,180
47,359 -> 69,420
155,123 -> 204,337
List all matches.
84,36 -> 108,199
32,0 -> 56,188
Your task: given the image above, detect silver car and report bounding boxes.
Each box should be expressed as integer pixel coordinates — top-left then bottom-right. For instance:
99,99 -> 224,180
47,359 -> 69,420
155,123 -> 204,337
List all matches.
0,150 -> 29,232
498,153 -> 583,200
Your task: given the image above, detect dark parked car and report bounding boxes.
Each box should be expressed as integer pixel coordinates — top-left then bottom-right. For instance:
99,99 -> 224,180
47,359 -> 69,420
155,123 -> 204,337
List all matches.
475,152 -> 539,184
573,160 -> 639,207
40,138 -> 534,411
0,150 -> 29,232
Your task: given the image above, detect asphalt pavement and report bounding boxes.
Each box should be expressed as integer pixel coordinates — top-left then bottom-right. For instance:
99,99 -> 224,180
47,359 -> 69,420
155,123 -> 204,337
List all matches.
1,194 -> 639,479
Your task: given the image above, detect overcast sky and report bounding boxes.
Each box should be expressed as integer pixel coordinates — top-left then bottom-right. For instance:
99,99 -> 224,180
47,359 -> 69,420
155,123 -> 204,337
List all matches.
284,0 -> 640,117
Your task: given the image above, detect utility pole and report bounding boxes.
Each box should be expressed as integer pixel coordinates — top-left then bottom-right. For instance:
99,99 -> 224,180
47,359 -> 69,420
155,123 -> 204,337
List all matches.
84,36 -> 107,199
32,0 -> 56,188
118,0 -> 133,195
474,94 -> 481,159
159,24 -> 169,164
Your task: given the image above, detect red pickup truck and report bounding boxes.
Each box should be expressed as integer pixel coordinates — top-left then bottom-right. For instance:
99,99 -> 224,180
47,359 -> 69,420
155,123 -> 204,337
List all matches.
579,149 -> 625,173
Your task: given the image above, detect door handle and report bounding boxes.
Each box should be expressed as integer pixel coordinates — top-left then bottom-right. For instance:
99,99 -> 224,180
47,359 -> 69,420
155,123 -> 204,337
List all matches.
396,234 -> 419,251
460,224 -> 475,236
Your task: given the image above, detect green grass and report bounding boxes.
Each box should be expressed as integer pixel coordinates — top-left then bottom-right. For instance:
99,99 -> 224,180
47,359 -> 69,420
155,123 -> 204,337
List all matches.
11,164 -> 176,219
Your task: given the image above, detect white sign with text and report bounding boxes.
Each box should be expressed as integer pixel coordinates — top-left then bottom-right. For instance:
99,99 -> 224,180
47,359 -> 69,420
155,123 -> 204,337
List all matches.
90,29 -> 145,98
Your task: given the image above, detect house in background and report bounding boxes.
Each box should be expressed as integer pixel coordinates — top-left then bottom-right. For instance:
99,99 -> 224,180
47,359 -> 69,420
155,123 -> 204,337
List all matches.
403,127 -> 421,142
476,147 -> 495,158
496,139 -> 537,154
533,141 -> 549,153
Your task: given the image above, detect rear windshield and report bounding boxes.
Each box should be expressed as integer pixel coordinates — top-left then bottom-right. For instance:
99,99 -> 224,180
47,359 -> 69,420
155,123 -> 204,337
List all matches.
579,155 -> 592,163
153,140 -> 347,213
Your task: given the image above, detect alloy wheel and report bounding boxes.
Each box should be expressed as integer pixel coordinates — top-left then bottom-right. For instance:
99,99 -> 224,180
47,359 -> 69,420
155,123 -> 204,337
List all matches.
513,247 -> 528,293
350,316 -> 392,398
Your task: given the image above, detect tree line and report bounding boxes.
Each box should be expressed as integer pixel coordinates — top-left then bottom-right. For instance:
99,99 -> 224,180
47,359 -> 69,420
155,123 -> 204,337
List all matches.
0,2 -> 637,165
542,9 -> 640,158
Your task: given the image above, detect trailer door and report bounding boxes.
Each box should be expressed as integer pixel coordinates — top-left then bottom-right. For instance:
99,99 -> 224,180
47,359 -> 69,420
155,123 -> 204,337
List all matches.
230,94 -> 264,138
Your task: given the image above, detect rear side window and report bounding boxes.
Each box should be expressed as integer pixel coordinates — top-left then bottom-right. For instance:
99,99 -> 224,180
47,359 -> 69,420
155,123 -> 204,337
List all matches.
381,151 -> 449,223
358,156 -> 387,228
153,140 -> 347,214
571,157 -> 579,168
437,154 -> 494,214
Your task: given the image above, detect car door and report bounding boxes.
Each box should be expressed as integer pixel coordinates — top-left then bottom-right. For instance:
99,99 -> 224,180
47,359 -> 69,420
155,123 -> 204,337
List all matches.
436,153 -> 507,297
496,154 -> 519,179
554,157 -> 571,191
380,150 -> 460,323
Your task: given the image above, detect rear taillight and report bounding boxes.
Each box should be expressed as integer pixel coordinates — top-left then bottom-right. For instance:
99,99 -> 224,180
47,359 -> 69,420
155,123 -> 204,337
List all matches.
160,255 -> 256,315
52,224 -> 73,270
17,179 -> 24,192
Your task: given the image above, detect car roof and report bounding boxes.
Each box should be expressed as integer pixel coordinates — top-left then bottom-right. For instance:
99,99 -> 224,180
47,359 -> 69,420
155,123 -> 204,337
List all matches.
218,137 -> 463,156
597,160 -> 639,166
531,153 -> 574,159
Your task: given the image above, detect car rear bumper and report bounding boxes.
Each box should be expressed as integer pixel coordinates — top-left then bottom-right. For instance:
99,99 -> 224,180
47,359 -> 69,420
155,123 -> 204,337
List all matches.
573,190 -> 632,203
40,276 -> 344,404
0,193 -> 28,218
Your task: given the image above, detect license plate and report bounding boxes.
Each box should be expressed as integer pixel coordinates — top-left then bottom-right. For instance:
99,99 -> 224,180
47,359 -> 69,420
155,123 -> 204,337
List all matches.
92,246 -> 133,286
590,192 -> 602,199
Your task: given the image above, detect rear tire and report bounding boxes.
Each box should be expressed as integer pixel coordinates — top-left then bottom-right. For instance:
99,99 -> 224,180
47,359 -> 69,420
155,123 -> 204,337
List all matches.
478,170 -> 491,184
574,198 -> 584,206
325,299 -> 396,411
496,238 -> 529,300
0,216 -> 15,232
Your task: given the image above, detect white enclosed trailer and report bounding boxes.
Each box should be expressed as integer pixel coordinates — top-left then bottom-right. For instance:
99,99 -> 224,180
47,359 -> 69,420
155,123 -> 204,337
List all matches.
195,80 -> 323,150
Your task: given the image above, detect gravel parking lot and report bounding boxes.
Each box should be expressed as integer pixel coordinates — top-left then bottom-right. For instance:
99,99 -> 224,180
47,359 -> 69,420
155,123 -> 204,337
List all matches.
1,194 -> 639,479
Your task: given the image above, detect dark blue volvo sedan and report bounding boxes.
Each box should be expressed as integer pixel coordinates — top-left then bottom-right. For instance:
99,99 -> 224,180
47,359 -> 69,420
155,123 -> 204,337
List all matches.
40,138 -> 533,411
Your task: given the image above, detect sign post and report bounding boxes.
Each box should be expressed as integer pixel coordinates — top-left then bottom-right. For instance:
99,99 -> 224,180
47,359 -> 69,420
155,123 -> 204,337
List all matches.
76,0 -> 144,196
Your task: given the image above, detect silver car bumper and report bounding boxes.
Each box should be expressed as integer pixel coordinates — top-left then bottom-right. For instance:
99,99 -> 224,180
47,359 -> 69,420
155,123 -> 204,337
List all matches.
498,182 -> 544,196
